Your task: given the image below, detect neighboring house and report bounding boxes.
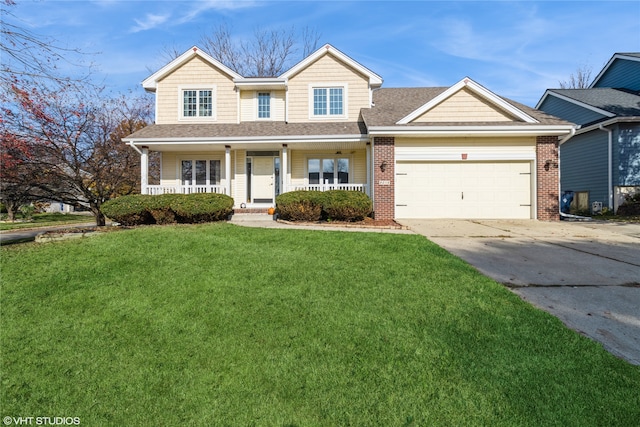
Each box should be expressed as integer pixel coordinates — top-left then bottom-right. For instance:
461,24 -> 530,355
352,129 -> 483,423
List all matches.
536,53 -> 640,214
124,44 -> 574,221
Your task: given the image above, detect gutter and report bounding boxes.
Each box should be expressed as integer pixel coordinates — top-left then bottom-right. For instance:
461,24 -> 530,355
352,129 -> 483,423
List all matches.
127,141 -> 143,155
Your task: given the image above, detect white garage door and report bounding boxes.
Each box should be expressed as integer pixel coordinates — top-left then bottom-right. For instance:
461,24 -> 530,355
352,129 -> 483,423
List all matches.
395,161 -> 532,219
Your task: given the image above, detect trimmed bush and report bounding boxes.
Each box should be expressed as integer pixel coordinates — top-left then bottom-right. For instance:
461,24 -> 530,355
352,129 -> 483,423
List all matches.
170,193 -> 234,223
101,195 -> 153,226
322,190 -> 373,221
276,190 -> 373,222
275,191 -> 324,222
100,193 -> 234,226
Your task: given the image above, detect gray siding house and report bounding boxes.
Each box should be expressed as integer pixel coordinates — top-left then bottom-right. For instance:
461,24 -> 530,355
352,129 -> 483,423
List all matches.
536,53 -> 640,213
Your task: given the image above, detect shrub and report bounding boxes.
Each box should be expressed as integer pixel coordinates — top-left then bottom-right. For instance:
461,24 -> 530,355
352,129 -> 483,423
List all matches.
170,193 -> 234,223
100,193 -> 234,226
275,191 -> 324,222
322,190 -> 373,221
276,190 -> 373,222
146,194 -> 181,225
617,192 -> 640,216
100,195 -> 154,225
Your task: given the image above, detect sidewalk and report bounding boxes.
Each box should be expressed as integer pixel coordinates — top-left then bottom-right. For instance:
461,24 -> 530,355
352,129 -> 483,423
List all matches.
0,222 -> 99,245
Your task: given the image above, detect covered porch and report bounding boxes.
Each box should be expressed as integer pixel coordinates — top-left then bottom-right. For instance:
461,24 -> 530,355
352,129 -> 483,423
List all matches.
132,141 -> 372,207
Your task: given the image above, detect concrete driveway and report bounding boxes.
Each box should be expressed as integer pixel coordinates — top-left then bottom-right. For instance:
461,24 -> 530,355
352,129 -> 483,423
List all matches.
399,219 -> 640,365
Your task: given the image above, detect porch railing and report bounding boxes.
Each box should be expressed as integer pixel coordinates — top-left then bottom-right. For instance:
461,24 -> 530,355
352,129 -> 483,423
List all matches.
291,183 -> 368,193
145,185 -> 226,195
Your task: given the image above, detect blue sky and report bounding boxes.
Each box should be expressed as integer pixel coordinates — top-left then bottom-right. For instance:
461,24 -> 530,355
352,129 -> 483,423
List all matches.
6,0 -> 640,106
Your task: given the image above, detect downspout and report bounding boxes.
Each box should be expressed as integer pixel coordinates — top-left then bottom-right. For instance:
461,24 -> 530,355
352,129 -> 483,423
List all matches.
599,124 -> 613,210
556,127 -> 591,221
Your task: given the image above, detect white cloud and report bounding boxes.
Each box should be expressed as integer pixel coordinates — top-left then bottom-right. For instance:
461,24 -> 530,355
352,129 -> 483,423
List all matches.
131,13 -> 170,33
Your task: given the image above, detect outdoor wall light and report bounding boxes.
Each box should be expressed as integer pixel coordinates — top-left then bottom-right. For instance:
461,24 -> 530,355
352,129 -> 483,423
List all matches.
380,160 -> 387,172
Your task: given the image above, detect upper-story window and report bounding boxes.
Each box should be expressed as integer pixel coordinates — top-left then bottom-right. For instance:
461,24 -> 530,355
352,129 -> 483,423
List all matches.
258,92 -> 271,119
182,88 -> 213,118
312,87 -> 344,117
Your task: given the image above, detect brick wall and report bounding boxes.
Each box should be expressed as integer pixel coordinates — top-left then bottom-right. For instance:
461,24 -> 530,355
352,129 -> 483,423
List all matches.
536,135 -> 560,221
373,137 -> 395,220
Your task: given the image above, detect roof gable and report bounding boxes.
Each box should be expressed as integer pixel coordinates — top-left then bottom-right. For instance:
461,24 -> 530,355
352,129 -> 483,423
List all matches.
590,52 -> 640,90
397,78 -> 538,124
280,44 -> 383,87
143,46 -> 242,92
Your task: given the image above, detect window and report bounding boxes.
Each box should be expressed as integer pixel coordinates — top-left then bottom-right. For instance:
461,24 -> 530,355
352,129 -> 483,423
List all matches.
181,159 -> 221,186
308,158 -> 349,184
182,89 -> 212,118
258,92 -> 270,119
312,87 -> 344,117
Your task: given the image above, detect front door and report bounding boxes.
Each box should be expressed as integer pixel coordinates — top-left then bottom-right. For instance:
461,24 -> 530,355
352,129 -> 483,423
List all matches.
252,157 -> 274,203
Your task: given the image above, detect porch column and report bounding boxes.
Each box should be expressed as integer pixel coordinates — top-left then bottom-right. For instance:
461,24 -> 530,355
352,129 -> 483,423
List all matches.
282,144 -> 288,193
141,146 -> 149,195
365,142 -> 371,196
225,145 -> 231,196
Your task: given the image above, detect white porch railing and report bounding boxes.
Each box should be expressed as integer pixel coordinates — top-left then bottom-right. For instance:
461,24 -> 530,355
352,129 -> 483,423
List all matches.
145,185 -> 226,195
291,183 -> 368,193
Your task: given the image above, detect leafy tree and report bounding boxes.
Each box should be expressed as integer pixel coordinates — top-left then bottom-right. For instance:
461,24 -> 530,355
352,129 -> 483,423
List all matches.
4,79 -> 153,226
0,127 -> 41,220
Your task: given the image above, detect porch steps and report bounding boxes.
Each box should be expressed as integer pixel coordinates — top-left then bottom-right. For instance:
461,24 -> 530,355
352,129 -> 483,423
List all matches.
230,208 -> 275,223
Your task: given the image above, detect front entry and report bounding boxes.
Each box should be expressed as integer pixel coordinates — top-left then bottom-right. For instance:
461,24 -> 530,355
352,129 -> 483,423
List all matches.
251,156 -> 275,203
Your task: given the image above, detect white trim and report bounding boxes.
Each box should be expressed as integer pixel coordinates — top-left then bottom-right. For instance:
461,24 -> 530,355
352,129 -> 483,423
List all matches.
397,77 -> 538,125
255,91 -> 272,121
535,90 -> 616,117
177,85 -> 217,122
143,46 -> 242,92
308,83 -> 348,120
590,53 -> 640,88
394,151 -> 536,162
281,44 -> 382,87
368,125 -> 574,137
125,134 -> 369,145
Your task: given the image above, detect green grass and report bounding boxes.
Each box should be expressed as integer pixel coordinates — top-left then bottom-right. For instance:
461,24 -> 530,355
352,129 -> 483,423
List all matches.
1,223 -> 638,426
0,213 -> 93,231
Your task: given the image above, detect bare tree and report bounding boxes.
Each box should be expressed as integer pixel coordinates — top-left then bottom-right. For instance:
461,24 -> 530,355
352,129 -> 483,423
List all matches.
176,24 -> 322,77
0,0 -> 93,85
559,63 -> 593,89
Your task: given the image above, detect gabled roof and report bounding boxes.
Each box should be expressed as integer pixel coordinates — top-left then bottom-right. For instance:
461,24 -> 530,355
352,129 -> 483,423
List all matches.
280,44 -> 383,87
396,77 -> 538,124
590,52 -> 640,88
540,88 -> 640,118
142,46 -> 243,92
361,84 -> 574,137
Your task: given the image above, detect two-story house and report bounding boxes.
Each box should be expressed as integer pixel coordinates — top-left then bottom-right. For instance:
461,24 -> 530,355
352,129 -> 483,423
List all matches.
536,53 -> 640,214
124,44 -> 574,221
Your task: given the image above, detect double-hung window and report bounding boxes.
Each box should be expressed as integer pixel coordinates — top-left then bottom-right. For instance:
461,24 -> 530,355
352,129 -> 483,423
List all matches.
181,159 -> 221,186
257,92 -> 271,119
312,86 -> 344,118
182,88 -> 213,118
308,158 -> 349,184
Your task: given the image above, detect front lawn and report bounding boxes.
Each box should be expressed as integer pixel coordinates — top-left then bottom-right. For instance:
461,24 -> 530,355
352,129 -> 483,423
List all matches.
1,223 -> 638,425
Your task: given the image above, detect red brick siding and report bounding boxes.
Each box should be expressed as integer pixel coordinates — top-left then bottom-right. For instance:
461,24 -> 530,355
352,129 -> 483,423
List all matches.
536,135 -> 560,221
373,137 -> 395,220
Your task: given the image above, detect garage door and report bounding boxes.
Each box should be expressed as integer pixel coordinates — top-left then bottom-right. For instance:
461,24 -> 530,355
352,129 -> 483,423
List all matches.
395,161 -> 532,219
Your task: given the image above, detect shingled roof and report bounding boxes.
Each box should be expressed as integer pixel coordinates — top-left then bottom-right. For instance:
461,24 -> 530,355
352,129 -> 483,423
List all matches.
126,121 -> 368,141
547,88 -> 640,118
361,87 -> 573,127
